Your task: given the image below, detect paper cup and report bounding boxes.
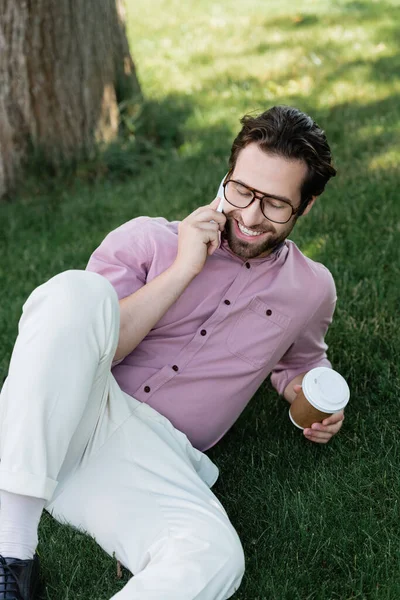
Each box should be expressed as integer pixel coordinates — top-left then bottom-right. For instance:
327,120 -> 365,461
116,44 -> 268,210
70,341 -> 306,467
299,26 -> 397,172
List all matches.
289,367 -> 350,430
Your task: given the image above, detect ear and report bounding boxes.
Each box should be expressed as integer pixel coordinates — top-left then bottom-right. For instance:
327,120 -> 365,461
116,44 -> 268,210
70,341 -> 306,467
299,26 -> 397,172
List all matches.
301,196 -> 318,216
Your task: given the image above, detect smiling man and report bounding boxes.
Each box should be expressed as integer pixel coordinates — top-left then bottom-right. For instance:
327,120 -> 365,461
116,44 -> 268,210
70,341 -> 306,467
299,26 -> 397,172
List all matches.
222,146 -> 313,259
0,106 -> 342,600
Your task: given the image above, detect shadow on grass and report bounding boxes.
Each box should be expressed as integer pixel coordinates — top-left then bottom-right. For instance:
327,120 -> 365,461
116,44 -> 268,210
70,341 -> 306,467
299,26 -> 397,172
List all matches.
191,0 -> 400,63
260,0 -> 400,31
0,90 -> 233,371
324,53 -> 400,87
18,94 -> 195,190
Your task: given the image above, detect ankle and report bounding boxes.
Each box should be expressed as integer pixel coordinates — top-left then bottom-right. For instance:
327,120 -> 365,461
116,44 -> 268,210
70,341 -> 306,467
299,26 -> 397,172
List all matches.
0,492 -> 45,561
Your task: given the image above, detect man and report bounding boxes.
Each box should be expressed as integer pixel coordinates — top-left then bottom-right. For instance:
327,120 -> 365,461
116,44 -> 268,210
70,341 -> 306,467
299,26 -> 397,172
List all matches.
0,105 -> 344,599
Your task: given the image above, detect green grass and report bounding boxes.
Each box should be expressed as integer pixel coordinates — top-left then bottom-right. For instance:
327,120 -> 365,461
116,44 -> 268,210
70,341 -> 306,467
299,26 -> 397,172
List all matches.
1,0 -> 400,597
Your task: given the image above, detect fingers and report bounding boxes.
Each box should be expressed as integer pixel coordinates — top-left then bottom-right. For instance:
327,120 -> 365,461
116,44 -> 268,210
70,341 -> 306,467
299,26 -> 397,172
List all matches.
312,420 -> 343,435
197,222 -> 220,232
303,416 -> 344,444
210,196 -> 221,209
303,429 -> 332,444
200,226 -> 221,256
322,411 -> 344,426
196,222 -> 221,253
306,412 -> 344,436
189,203 -> 226,230
215,196 -> 224,213
207,234 -> 221,256
175,197 -> 226,278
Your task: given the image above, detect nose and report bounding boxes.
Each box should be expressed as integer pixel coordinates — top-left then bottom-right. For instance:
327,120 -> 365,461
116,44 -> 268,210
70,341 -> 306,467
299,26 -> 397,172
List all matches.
240,198 -> 265,227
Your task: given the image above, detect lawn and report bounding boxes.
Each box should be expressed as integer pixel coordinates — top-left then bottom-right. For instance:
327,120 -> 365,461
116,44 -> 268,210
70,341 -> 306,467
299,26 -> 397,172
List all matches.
1,0 -> 400,598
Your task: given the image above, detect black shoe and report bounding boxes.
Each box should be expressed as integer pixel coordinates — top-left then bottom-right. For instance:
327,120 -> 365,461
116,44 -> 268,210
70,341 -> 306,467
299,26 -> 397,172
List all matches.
0,555 -> 40,600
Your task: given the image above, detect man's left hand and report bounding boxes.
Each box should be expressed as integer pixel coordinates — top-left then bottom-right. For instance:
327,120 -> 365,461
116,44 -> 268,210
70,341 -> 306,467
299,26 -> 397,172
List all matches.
292,384 -> 344,444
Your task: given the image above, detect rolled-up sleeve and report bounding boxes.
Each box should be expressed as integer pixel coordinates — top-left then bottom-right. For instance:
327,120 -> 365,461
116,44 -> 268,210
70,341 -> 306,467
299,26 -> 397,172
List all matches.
86,218 -> 153,367
270,271 -> 337,396
86,218 -> 152,300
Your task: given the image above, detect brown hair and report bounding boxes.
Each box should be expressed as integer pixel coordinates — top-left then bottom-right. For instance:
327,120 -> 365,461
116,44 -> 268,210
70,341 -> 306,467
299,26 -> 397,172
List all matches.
229,106 -> 336,213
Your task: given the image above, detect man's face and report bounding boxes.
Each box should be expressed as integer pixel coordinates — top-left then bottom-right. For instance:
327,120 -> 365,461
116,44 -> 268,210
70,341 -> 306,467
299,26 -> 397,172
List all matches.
222,143 -> 314,259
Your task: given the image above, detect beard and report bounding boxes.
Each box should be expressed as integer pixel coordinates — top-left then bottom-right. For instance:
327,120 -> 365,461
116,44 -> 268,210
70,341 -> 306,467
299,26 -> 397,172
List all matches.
222,212 -> 295,259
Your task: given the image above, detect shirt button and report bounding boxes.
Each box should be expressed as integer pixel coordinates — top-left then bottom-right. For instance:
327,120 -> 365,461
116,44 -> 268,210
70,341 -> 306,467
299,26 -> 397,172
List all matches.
144,386 -> 151,393
245,262 -> 251,269
224,299 -> 231,305
172,365 -> 179,372
266,309 -> 272,316
200,329 -> 207,336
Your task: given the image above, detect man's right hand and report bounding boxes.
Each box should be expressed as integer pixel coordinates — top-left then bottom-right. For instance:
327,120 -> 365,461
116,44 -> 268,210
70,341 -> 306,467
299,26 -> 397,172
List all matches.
115,197 -> 226,361
174,197 -> 226,280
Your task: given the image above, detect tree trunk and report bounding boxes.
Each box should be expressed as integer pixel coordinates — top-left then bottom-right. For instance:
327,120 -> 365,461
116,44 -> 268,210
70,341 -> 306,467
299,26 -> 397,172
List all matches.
0,0 -> 141,199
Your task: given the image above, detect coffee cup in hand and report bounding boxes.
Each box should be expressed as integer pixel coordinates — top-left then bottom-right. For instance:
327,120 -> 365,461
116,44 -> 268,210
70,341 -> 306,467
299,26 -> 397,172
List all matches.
289,367 -> 350,430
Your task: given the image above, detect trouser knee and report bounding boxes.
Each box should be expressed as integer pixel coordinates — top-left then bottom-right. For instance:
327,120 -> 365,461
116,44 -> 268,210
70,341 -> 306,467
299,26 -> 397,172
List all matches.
22,270 -> 118,332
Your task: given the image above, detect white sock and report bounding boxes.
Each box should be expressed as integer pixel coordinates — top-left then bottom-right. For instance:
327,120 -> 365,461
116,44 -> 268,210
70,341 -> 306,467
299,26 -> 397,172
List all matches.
0,491 -> 46,560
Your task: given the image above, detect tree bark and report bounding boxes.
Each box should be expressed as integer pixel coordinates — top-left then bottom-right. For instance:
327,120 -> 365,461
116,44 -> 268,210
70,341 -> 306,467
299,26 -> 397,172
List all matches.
0,0 -> 141,199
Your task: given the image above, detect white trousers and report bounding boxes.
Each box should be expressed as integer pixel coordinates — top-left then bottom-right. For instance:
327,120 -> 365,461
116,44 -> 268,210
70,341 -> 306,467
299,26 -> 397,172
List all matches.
0,271 -> 244,599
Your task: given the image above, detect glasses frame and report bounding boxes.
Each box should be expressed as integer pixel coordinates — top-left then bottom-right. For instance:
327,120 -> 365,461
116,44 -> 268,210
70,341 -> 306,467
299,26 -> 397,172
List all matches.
222,178 -> 306,224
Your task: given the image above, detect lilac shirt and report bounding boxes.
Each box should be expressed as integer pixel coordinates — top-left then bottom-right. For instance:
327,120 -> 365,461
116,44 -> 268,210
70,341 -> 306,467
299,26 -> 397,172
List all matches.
86,217 -> 336,451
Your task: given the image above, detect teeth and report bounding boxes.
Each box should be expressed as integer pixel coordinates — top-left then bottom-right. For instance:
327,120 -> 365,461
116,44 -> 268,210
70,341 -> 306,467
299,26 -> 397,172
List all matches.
238,222 -> 263,237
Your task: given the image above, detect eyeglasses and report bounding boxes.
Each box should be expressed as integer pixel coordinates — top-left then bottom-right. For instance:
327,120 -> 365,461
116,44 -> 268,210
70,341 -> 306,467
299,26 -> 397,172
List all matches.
222,179 -> 304,224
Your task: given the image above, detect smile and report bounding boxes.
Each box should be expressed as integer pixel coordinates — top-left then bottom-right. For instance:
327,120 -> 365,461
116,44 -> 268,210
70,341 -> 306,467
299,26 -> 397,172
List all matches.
237,221 -> 264,237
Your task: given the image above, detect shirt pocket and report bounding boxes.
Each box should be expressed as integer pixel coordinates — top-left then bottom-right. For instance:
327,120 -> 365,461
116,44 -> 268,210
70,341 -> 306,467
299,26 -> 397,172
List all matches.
226,297 -> 291,368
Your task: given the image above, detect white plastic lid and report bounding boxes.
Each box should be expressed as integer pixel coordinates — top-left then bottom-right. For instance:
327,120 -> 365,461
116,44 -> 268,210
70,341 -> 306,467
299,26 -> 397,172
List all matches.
302,367 -> 350,412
